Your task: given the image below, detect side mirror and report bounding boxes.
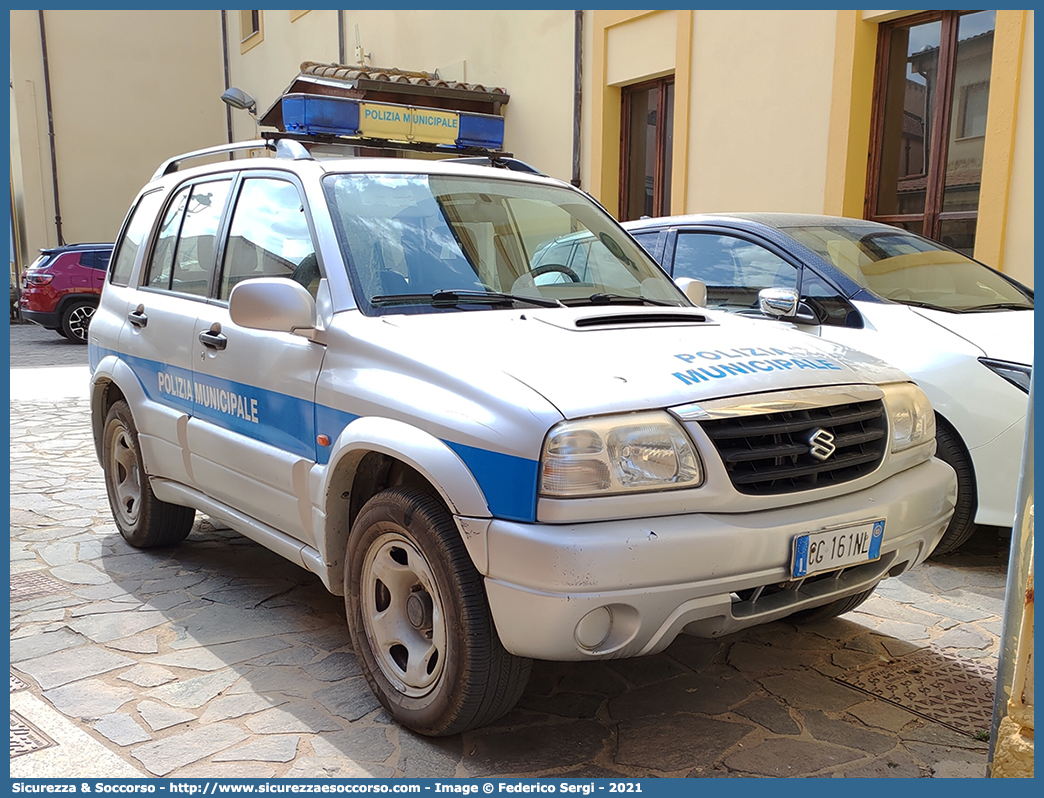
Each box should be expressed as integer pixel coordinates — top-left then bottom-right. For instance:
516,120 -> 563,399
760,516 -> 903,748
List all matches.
229,278 -> 322,340
757,287 -> 821,325
758,287 -> 799,318
675,277 -> 707,307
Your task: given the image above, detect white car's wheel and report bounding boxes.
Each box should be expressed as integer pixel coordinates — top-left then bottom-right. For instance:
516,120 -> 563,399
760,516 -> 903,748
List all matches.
789,584 -> 878,623
929,421 -> 978,557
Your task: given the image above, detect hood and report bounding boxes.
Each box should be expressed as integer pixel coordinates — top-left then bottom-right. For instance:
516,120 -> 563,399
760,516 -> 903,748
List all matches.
376,307 -> 910,419
909,306 -> 1034,365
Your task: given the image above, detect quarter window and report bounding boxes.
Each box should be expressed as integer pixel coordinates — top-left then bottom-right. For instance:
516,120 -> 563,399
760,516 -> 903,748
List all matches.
219,178 -> 320,301
630,230 -> 664,262
109,192 -> 163,286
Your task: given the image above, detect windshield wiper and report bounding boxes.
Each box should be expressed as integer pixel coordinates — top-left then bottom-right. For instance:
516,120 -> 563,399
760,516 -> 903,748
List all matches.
896,298 -> 1033,313
889,298 -> 944,311
958,302 -> 1033,313
564,293 -> 674,307
371,290 -> 563,309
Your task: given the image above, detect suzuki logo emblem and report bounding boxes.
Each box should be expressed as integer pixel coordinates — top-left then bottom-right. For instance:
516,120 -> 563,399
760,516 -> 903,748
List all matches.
807,428 -> 836,461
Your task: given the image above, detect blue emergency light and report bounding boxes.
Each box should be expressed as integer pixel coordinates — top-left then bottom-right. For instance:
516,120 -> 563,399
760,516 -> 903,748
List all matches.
279,93 -> 505,151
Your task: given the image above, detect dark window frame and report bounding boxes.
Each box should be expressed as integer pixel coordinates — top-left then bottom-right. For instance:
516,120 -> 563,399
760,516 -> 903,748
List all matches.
619,76 -> 674,222
865,10 -> 989,242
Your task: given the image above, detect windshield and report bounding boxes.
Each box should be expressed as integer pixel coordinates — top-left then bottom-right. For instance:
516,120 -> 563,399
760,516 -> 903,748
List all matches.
322,173 -> 686,314
782,223 -> 1032,312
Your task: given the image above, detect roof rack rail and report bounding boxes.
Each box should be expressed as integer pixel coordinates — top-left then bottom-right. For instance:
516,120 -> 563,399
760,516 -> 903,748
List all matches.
151,140 -> 274,180
450,156 -> 544,175
151,133 -> 539,181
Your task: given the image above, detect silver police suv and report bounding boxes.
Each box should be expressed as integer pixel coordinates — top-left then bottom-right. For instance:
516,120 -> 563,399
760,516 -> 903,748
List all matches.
90,139 -> 956,735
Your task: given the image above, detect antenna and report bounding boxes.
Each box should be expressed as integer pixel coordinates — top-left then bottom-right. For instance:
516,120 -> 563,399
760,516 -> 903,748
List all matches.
354,24 -> 371,65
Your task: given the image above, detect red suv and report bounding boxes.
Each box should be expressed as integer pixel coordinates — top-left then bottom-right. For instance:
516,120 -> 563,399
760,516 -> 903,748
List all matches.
19,243 -> 114,343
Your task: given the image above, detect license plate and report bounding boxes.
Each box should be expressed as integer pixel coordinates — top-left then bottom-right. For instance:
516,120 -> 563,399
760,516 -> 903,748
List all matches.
791,520 -> 884,579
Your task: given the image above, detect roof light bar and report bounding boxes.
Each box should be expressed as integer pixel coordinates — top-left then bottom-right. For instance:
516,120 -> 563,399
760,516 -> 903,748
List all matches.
280,93 -> 505,151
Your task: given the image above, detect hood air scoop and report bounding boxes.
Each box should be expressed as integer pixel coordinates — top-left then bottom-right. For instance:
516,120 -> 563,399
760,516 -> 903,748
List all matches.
574,312 -> 708,328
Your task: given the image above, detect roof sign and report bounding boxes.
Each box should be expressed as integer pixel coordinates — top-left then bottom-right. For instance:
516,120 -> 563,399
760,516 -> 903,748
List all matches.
280,93 -> 504,151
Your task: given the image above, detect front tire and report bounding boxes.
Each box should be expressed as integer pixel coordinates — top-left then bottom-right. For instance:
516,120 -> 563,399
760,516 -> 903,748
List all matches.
61,300 -> 95,344
345,487 -> 531,736
102,400 -> 194,548
929,421 -> 978,557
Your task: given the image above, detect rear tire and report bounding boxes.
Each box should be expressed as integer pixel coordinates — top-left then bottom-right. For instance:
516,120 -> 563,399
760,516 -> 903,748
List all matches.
928,421 -> 978,557
345,487 -> 531,736
789,584 -> 878,623
102,400 -> 194,548
61,300 -> 95,344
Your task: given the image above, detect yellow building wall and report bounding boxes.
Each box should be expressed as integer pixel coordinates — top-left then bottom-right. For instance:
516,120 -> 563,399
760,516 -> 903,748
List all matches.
587,10 -> 692,218
683,10 -> 838,214
227,10 -> 340,145
823,11 -> 875,220
999,11 -> 1033,288
9,10 -> 227,262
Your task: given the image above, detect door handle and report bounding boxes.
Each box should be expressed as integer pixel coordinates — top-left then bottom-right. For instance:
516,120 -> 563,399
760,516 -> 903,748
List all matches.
128,305 -> 148,328
199,328 -> 228,351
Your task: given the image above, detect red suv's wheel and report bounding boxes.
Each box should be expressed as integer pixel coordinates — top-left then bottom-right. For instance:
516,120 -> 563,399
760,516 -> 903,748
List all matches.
61,301 -> 96,343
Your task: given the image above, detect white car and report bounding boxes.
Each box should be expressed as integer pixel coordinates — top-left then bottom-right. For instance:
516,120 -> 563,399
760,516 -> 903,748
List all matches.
623,213 -> 1032,555
89,136 -> 955,736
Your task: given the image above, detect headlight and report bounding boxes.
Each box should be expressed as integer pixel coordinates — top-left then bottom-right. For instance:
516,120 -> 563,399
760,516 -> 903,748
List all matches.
979,358 -> 1031,394
540,411 -> 702,497
881,382 -> 936,453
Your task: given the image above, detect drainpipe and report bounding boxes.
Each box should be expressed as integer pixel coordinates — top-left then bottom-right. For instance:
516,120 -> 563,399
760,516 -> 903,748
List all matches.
571,10 -> 583,188
220,11 -> 234,151
37,10 -> 64,246
338,10 -> 346,65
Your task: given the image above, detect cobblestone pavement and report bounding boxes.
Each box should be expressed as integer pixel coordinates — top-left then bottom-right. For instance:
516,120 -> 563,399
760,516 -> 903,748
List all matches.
10,361 -> 1007,778
9,319 -> 90,368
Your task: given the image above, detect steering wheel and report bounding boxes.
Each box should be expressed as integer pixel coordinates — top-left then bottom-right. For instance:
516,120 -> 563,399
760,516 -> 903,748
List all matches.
528,263 -> 581,283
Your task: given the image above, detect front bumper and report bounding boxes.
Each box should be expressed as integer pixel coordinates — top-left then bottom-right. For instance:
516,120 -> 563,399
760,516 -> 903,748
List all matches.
969,413 -> 1027,527
482,458 -> 956,660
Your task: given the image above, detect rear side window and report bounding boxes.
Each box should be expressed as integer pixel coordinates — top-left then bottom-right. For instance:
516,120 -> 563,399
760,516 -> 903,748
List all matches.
81,250 -> 112,270
147,187 -> 191,290
109,191 -> 164,286
145,179 -> 232,297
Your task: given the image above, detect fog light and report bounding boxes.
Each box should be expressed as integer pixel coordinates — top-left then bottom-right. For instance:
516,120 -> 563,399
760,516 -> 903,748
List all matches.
575,607 -> 612,650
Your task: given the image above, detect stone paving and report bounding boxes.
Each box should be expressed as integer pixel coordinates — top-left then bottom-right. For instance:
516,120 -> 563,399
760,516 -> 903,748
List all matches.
9,318 -> 90,368
9,330 -> 1008,778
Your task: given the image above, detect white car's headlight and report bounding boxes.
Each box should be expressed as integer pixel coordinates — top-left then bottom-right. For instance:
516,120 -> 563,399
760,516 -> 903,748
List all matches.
540,411 -> 702,497
881,382 -> 936,452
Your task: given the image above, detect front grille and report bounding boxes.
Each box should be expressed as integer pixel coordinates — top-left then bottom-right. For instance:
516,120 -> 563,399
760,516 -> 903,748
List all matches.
699,399 -> 887,495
